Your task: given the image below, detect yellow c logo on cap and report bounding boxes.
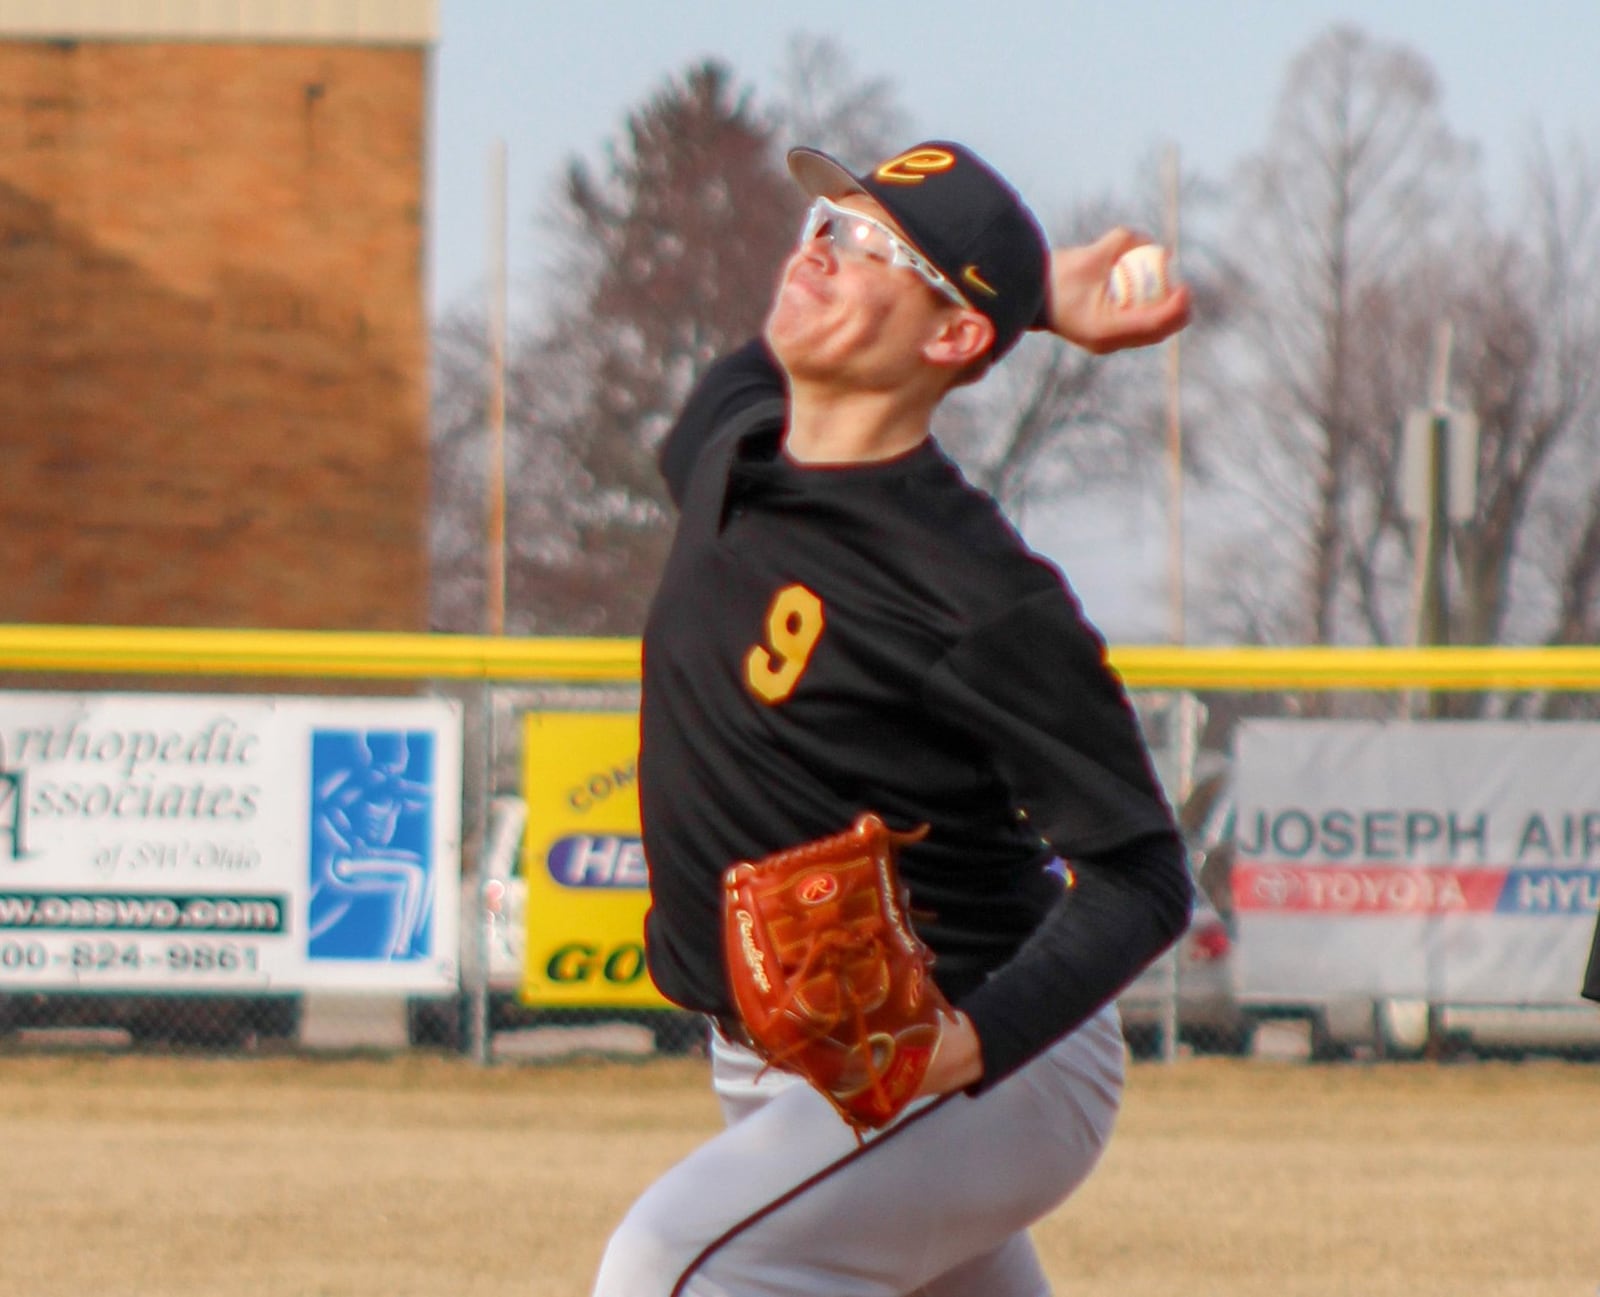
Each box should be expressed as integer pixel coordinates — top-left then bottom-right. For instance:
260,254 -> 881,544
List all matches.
874,147 -> 956,185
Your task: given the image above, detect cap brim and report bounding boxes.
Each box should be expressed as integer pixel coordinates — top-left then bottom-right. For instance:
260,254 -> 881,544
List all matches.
786,147 -> 865,201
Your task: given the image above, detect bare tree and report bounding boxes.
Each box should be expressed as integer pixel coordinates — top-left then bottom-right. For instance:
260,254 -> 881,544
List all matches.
770,33 -> 909,167
1313,132 -> 1600,715
1181,23 -> 1600,736
1194,25 -> 1478,647
1451,135 -> 1600,716
428,311 -> 490,633
430,61 -> 799,633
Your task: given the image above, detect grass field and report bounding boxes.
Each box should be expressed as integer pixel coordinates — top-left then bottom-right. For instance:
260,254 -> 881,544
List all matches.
2,1049 -> 1597,1296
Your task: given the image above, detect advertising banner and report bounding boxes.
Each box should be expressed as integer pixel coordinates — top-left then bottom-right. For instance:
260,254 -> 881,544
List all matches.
0,693 -> 462,993
1233,719 -> 1600,1005
519,710 -> 666,1008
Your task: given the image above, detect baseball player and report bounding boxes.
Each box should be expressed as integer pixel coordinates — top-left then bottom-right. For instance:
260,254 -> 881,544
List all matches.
591,140 -> 1193,1297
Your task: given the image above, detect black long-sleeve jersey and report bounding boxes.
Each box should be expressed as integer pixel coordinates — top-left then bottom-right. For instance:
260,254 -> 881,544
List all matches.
639,338 -> 1193,1087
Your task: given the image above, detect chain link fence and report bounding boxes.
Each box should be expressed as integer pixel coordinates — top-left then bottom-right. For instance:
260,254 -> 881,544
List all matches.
1,633 -> 1597,1065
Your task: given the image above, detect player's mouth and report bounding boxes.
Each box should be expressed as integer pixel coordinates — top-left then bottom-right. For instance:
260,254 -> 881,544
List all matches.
780,262 -> 831,307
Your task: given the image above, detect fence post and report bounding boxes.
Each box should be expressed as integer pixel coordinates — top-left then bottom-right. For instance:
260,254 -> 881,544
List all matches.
466,682 -> 495,1065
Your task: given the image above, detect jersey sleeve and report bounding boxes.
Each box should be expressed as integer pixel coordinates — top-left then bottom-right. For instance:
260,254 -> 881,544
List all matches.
922,585 -> 1193,1086
657,337 -> 787,507
959,831 -> 1192,1087
923,585 -> 1176,855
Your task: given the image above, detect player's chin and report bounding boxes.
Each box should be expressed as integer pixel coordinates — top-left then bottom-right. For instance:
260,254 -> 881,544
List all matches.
767,332 -> 849,386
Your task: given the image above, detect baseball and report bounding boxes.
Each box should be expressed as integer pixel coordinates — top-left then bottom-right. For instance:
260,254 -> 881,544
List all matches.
1107,244 -> 1174,307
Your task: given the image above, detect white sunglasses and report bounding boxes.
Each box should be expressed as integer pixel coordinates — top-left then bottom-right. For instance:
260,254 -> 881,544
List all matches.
799,197 -> 972,310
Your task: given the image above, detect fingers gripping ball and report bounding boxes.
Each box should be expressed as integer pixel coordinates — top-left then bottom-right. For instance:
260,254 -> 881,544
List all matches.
1108,244 -> 1175,308
722,814 -> 950,1135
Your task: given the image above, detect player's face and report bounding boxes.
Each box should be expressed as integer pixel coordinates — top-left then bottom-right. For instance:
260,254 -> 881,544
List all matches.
765,195 -> 960,389
797,198 -> 971,309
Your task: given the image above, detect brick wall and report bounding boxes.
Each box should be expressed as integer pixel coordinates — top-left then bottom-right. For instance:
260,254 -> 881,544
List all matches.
0,39 -> 429,630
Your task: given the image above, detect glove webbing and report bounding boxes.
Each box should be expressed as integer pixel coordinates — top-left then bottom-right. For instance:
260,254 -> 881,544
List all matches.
755,919 -> 899,1132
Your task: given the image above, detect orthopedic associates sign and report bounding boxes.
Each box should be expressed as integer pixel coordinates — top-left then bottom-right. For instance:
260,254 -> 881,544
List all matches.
519,710 -> 666,1008
1232,719 -> 1600,1005
0,693 -> 462,993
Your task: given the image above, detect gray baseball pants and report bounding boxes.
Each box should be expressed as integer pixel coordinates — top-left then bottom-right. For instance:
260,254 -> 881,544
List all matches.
591,1003 -> 1125,1297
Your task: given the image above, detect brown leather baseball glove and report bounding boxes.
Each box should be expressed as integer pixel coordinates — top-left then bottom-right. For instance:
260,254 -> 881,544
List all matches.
721,812 -> 952,1134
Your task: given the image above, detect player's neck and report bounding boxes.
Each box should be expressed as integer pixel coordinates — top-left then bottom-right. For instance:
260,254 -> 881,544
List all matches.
782,382 -> 935,465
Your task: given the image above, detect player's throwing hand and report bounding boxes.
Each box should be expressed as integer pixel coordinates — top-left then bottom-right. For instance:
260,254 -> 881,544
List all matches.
1043,227 -> 1190,354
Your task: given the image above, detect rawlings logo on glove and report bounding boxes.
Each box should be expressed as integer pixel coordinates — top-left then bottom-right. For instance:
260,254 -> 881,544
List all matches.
721,813 -> 952,1135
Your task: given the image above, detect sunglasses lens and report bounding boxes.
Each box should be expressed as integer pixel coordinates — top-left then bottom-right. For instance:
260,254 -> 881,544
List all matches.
799,200 -> 968,308
801,205 -> 823,244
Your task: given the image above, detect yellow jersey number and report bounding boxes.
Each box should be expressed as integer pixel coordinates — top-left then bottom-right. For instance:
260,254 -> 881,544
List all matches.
744,584 -> 824,703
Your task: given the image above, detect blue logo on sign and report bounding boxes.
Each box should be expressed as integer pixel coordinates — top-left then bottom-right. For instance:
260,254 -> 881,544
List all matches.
547,836 -> 648,888
1495,868 -> 1600,915
307,729 -> 436,961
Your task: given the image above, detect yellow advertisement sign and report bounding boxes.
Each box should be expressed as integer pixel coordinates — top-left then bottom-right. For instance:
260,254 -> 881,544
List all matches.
519,710 -> 666,1007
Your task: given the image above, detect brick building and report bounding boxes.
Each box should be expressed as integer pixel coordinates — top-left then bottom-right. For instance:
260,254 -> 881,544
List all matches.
0,0 -> 435,630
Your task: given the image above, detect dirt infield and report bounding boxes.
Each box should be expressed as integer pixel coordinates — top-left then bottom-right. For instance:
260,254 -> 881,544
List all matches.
3,1050 -> 1597,1296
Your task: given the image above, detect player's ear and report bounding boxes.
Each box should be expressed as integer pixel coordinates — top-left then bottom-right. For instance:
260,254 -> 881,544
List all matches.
922,310 -> 995,371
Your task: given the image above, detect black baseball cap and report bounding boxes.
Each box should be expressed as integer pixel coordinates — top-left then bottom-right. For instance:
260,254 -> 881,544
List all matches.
787,140 -> 1049,359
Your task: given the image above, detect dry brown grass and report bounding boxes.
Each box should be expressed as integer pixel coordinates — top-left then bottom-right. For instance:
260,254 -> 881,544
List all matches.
2,1050 -> 1597,1296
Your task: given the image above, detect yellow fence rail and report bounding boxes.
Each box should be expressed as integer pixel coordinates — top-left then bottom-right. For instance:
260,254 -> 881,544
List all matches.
2,625 -> 1600,690
1111,645 -> 1600,692
0,625 -> 640,682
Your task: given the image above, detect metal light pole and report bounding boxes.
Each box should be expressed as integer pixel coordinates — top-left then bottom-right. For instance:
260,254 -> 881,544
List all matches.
486,138 -> 509,638
1402,325 -> 1477,717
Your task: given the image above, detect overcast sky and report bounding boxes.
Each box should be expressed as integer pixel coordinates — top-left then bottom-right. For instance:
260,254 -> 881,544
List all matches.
429,0 -> 1596,314
425,1 -> 1598,639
